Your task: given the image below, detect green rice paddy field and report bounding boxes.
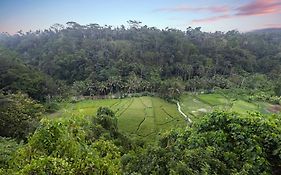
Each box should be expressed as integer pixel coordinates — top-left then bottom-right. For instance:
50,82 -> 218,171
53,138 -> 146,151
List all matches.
48,93 -> 280,141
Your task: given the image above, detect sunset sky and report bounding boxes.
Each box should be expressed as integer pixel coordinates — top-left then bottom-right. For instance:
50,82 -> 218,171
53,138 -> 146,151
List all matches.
0,0 -> 281,34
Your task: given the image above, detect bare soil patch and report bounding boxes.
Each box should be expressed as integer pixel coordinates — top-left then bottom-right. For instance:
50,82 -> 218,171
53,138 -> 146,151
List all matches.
268,105 -> 281,113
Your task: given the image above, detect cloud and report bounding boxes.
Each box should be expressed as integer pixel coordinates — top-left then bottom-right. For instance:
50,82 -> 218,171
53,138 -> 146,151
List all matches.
192,15 -> 231,23
155,5 -> 229,13
192,0 -> 281,24
236,0 -> 281,16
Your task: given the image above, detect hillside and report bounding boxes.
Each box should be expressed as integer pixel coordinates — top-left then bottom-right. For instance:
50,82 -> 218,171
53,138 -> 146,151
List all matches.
0,22 -> 281,101
250,28 -> 281,34
0,47 -> 60,101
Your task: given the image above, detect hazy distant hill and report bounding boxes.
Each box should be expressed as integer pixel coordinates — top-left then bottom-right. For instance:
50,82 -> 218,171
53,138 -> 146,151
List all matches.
249,28 -> 281,34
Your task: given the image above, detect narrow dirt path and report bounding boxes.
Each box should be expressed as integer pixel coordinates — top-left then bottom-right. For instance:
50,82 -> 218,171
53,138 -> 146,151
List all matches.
136,97 -> 148,132
177,102 -> 192,124
135,117 -> 146,132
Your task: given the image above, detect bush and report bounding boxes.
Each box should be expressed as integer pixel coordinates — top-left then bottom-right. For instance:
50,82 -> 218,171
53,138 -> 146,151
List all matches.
0,137 -> 21,169
123,112 -> 281,174
44,101 -> 60,113
274,82 -> 281,97
9,117 -> 122,174
248,91 -> 281,104
95,107 -> 118,137
0,92 -> 44,140
17,157 -> 73,175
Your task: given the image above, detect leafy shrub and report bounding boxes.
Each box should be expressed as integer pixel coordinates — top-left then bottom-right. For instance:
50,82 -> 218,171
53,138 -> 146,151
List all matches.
0,92 -> 44,140
17,157 -> 73,175
123,112 -> 281,174
44,101 -> 60,113
95,107 -> 118,137
249,91 -> 281,104
9,117 -> 121,174
0,137 -> 21,169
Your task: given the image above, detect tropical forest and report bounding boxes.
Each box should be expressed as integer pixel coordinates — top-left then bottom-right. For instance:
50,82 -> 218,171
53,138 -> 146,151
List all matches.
1,0 -> 281,174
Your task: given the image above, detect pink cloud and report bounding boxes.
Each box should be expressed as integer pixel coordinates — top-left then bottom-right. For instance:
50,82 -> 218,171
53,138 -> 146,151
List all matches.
155,5 -> 229,13
192,0 -> 281,24
156,1 -> 281,24
236,0 -> 281,16
192,15 -> 231,23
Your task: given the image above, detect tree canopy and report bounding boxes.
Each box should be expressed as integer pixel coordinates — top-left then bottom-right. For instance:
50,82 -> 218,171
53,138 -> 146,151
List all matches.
1,22 -> 281,99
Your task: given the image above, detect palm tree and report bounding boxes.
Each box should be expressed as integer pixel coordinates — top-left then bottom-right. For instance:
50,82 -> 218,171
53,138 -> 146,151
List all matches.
98,82 -> 109,96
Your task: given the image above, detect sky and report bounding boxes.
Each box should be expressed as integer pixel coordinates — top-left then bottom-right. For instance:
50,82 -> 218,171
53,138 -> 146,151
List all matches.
0,0 -> 281,34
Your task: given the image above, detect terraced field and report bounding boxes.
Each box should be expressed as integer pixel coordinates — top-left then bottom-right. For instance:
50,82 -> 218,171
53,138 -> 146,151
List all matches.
180,93 -> 276,122
49,93 -> 279,141
50,96 -> 185,141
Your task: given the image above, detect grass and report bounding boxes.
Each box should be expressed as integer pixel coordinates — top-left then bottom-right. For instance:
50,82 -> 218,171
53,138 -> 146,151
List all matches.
180,95 -> 212,118
197,94 -> 229,106
180,93 -> 275,119
49,96 -> 186,142
50,99 -> 119,118
47,93 -> 278,142
256,102 -> 272,114
230,100 -> 259,114
118,98 -> 145,134
152,97 -> 185,130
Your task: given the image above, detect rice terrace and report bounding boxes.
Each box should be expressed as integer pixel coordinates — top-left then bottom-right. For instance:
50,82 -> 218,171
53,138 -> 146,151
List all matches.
49,92 -> 280,141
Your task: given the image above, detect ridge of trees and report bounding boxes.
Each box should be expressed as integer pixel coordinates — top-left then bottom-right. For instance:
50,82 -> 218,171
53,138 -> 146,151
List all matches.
0,22 -> 281,100
0,47 -> 63,101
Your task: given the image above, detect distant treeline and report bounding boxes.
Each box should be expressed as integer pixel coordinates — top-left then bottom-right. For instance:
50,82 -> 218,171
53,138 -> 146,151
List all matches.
1,21 -> 281,100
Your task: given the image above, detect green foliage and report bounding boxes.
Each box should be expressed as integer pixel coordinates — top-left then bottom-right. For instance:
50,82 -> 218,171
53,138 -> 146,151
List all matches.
159,79 -> 184,101
1,22 -> 281,174
274,82 -> 281,97
50,96 -> 185,143
244,74 -> 273,91
8,117 -> 122,174
94,107 -> 118,137
2,98 -> 281,174
97,106 -> 115,117
0,137 -> 21,169
1,23 -> 279,98
0,92 -> 44,140
17,157 -> 73,175
248,91 -> 281,105
71,80 -> 91,96
44,101 -> 60,113
0,47 -> 61,101
123,111 -> 281,174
